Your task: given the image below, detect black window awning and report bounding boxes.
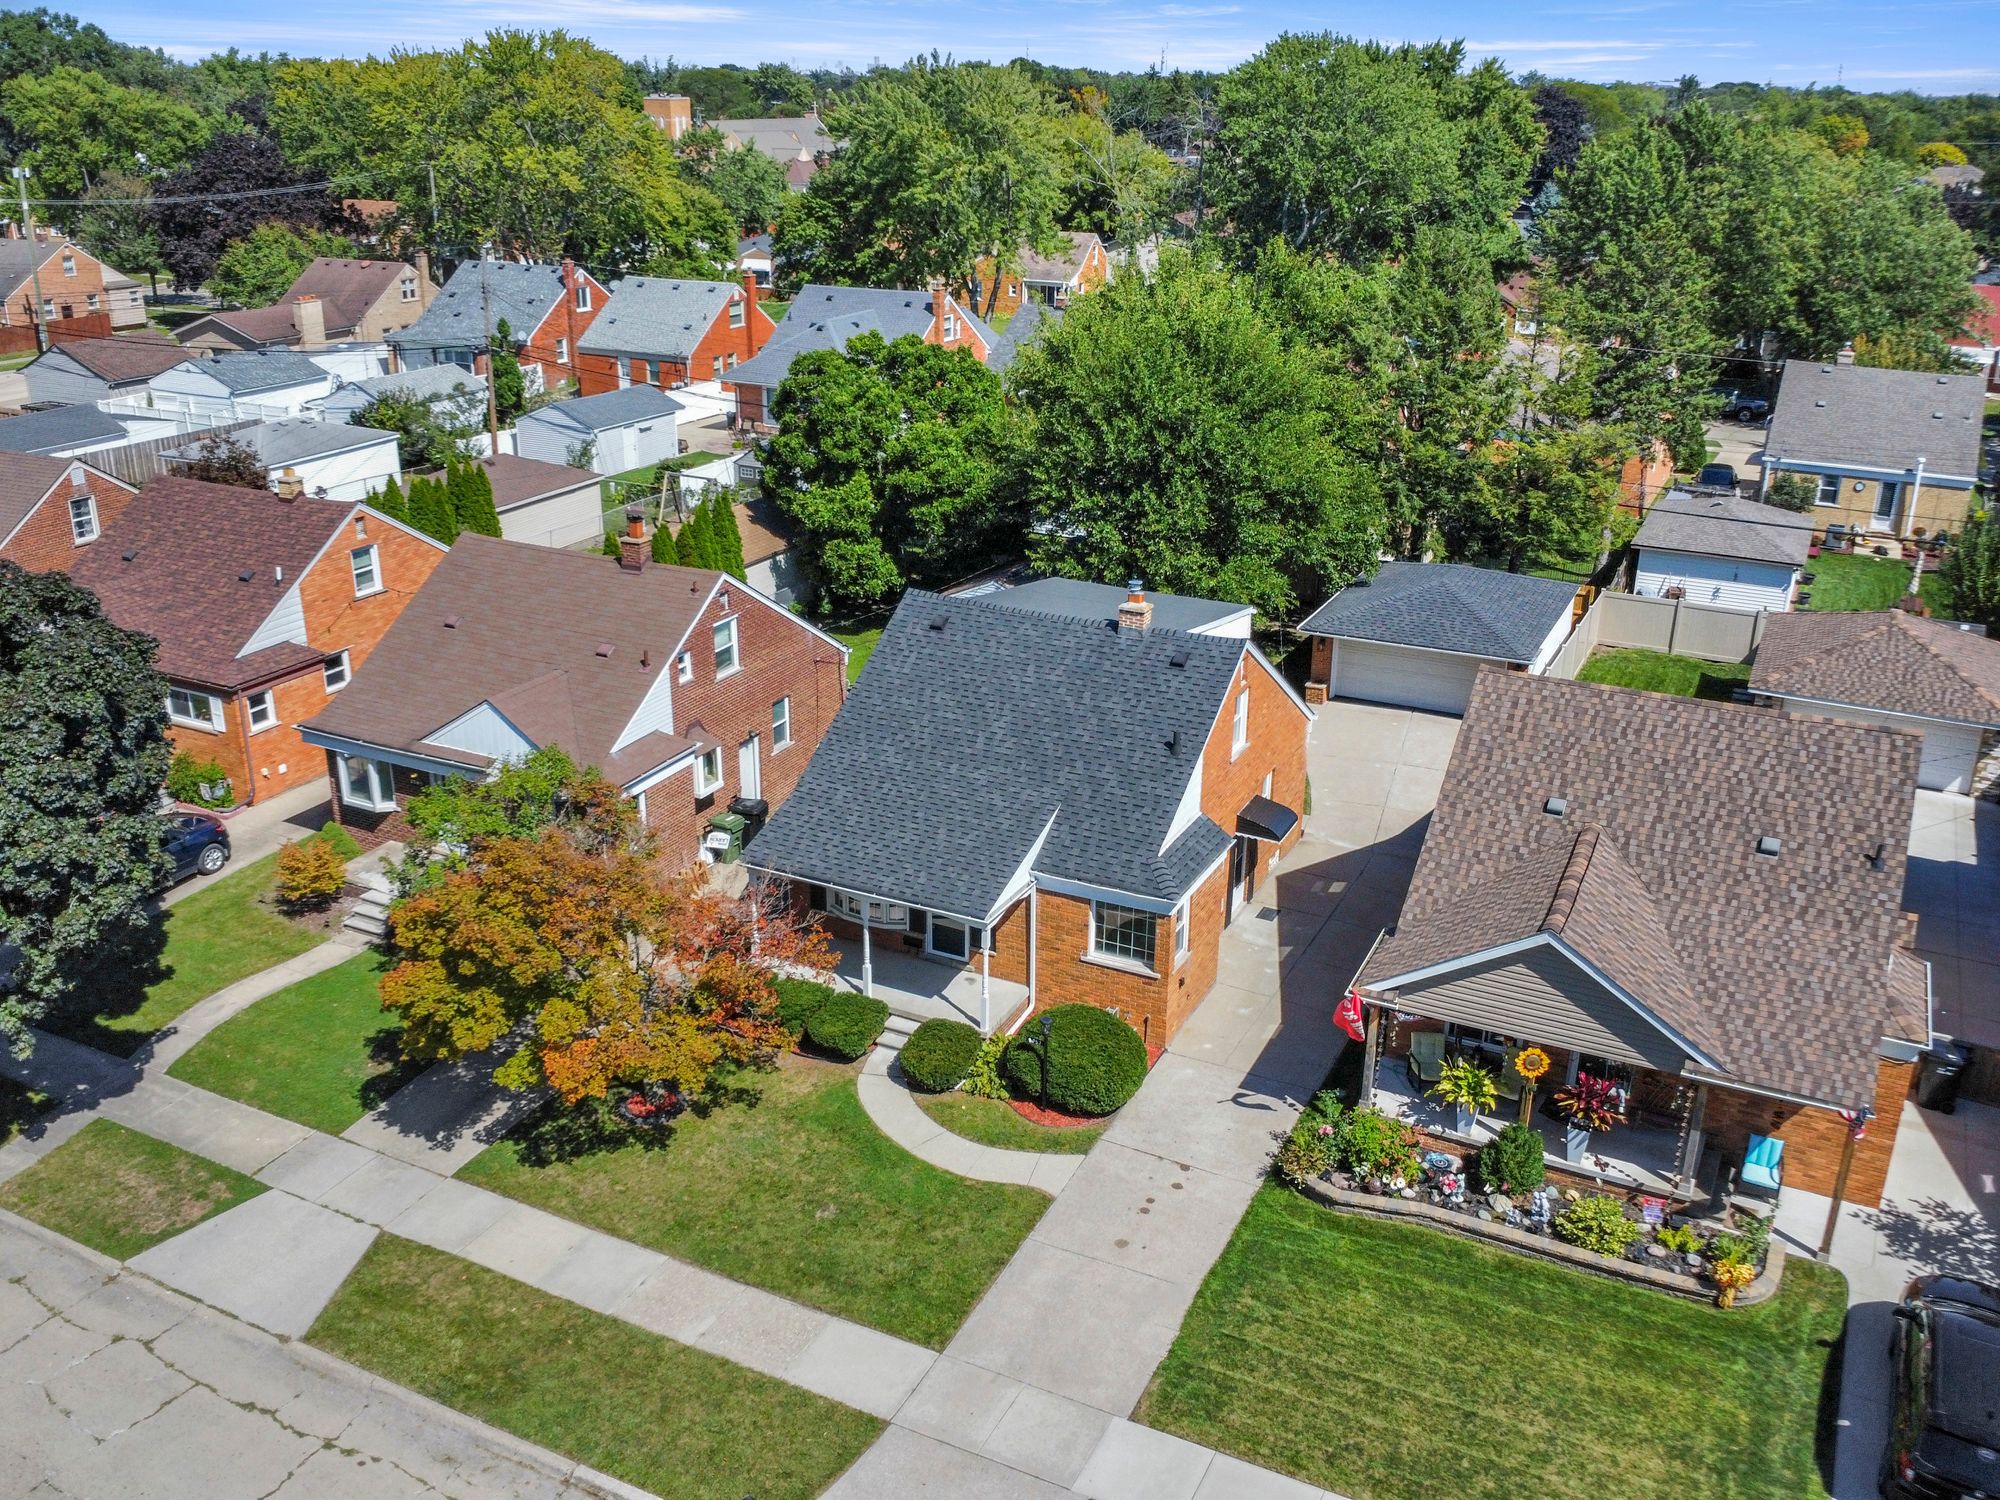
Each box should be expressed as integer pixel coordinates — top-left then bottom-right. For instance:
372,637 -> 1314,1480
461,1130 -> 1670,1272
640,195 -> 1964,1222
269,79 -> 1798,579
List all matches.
1237,794 -> 1300,843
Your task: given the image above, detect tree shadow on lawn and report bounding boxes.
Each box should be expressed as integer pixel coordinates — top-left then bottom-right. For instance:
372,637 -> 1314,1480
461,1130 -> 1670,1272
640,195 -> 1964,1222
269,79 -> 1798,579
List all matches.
359,1026 -> 430,1115
40,921 -> 169,1057
503,1065 -> 774,1168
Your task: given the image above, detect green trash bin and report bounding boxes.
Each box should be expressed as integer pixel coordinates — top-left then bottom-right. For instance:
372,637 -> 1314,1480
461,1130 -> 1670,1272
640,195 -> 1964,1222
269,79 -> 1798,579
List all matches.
704,810 -> 747,864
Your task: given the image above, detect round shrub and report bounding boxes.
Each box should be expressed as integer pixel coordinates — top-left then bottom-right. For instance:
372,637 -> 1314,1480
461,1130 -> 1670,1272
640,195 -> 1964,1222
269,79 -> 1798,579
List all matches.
773,978 -> 835,1038
1552,1194 -> 1642,1256
275,836 -> 346,911
804,992 -> 889,1061
898,1019 -> 982,1092
1477,1121 -> 1547,1196
1003,1004 -> 1147,1116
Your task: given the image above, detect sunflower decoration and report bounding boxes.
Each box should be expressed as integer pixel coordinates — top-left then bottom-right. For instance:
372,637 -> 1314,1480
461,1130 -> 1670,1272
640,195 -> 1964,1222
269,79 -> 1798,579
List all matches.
1514,1047 -> 1551,1085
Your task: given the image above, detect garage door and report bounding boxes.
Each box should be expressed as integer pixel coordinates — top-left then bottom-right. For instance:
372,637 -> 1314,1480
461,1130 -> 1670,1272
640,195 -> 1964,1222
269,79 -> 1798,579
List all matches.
1916,723 -> 1982,794
1332,640 -> 1490,716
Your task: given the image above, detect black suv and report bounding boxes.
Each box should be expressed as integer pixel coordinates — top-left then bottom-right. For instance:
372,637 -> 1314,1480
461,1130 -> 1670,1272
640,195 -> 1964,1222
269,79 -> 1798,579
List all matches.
1884,1276 -> 2000,1497
163,811 -> 230,883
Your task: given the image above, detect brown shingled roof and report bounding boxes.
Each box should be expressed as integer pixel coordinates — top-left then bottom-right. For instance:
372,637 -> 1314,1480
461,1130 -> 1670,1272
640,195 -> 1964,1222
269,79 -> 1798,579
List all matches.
40,333 -> 197,384
302,533 -> 723,785
1751,609 -> 2000,728
419,454 -> 600,511
68,477 -> 356,689
1363,669 -> 1921,1108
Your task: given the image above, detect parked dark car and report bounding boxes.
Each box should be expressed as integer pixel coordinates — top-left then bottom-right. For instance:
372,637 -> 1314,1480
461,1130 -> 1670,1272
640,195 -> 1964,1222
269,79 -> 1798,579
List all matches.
1697,462 -> 1739,490
1723,396 -> 1771,422
163,811 -> 230,883
1883,1275 -> 2000,1498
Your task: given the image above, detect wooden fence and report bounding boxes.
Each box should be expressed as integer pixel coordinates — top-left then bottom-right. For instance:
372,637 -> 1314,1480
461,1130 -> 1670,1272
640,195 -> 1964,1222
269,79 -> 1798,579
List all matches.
87,418 -> 257,487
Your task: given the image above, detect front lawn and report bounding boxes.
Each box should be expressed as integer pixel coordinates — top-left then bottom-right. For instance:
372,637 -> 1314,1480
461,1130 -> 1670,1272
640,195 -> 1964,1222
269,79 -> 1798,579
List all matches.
1138,1184 -> 1846,1500
915,1091 -> 1105,1155
307,1235 -> 881,1500
0,1120 -> 265,1260
1805,550 -> 1949,615
460,1054 -> 1049,1347
48,851 -> 322,1057
0,1078 -> 51,1146
166,952 -> 421,1135
828,620 -> 885,683
1577,648 -> 1752,701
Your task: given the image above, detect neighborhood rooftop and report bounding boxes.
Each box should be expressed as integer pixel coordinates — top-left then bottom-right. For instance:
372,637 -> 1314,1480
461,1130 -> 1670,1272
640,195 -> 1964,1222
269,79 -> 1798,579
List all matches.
978,577 -> 1253,635
1764,359 -> 1985,481
1752,610 -> 2000,728
0,454 -> 96,541
726,285 -> 995,392
535,384 -> 683,430
325,364 -> 485,405
436,453 -> 603,511
387,259 -> 569,351
747,588 -> 1259,923
191,350 -> 328,393
35,333 -> 195,384
1364,669 -> 1920,1108
1299,560 -> 1579,663
0,404 -> 128,454
578,277 -> 741,360
1632,488 -> 1817,567
166,418 -> 388,470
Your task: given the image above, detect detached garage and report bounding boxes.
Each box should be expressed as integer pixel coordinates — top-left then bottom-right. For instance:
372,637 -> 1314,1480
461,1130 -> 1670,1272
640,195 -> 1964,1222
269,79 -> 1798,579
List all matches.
1631,488 -> 1814,614
1751,609 -> 2000,794
1299,561 -> 1581,716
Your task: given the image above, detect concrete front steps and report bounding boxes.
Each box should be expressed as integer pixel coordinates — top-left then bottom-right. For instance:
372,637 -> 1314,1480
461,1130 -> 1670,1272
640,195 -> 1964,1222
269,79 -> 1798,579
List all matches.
342,872 -> 392,941
878,1013 -> 918,1054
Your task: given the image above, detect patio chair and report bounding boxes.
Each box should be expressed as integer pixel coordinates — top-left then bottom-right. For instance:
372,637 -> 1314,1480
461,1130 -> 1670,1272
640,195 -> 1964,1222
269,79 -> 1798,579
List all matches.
1738,1134 -> 1785,1200
1405,1031 -> 1448,1092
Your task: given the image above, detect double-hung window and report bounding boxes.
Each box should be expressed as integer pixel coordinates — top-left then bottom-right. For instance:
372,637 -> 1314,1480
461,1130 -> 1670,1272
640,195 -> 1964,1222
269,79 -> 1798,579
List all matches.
1172,897 -> 1191,966
351,545 -> 381,597
772,696 -> 792,750
1231,688 -> 1249,755
323,650 -> 351,691
675,650 -> 693,683
68,494 -> 98,543
694,747 -> 723,796
1815,473 -> 1843,508
400,278 -> 418,302
574,282 -> 592,312
167,686 -> 221,731
729,298 -> 746,328
1091,901 -> 1157,972
830,890 -> 910,927
712,616 -> 739,677
246,690 -> 276,732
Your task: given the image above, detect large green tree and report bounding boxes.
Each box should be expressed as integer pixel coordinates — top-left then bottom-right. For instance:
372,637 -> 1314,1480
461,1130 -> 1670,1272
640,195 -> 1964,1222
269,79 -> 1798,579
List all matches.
765,332 -> 1017,609
775,56 -> 1069,291
0,563 -> 172,1052
1,64 -> 209,203
1008,248 -> 1383,617
208,221 -> 364,307
676,124 -> 790,234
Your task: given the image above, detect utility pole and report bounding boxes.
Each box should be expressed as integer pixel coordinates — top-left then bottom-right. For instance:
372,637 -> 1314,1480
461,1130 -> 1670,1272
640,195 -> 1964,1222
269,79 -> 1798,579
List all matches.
479,243 -> 500,457
12,166 -> 46,354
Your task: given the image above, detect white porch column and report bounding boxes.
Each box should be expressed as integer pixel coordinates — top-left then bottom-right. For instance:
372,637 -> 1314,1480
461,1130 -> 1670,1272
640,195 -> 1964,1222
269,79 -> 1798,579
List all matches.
979,928 -> 992,1034
858,897 -> 873,998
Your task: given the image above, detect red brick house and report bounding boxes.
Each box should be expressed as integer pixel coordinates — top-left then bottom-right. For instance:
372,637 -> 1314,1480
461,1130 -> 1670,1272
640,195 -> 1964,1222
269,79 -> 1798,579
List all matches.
746,583 -> 1313,1044
966,231 -> 1110,319
0,456 -> 136,572
387,257 -> 609,393
69,477 -> 449,806
575,275 -> 776,395
299,524 -> 849,864
0,233 -> 113,350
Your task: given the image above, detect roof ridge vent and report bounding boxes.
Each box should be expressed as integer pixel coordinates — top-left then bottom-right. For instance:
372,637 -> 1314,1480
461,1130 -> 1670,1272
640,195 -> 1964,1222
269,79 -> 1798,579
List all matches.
1542,823 -> 1602,936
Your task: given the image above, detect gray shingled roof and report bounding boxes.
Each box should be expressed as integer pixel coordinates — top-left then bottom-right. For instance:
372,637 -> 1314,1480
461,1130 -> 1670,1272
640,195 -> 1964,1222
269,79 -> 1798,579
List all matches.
578,277 -> 739,360
195,350 -> 328,394
323,365 -> 485,408
1364,669 -> 1921,1109
522,386 -> 682,434
746,589 -> 1247,921
0,238 -> 61,296
1632,488 -> 1816,567
982,578 -> 1252,635
725,285 -> 995,391
1298,561 -> 1579,663
1764,360 -> 1985,482
713,114 -> 834,161
387,260 -> 567,354
166,419 -> 390,469
0,404 -> 128,455
987,296 -> 1059,376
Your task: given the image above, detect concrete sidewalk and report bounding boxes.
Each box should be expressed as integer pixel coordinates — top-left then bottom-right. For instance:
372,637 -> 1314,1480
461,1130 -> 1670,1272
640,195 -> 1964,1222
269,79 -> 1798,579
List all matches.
855,1046 -> 1082,1192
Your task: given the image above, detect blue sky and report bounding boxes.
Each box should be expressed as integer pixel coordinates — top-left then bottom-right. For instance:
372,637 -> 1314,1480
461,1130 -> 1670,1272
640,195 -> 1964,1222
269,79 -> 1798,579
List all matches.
77,0 -> 2000,93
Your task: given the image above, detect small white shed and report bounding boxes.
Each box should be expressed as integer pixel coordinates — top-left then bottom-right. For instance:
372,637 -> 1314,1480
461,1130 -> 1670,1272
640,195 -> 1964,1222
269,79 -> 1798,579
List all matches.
1632,489 -> 1814,614
514,387 -> 682,474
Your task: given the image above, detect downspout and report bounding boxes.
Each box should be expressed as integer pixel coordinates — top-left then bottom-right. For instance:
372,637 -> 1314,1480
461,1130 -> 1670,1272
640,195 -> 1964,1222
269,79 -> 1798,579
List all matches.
234,691 -> 258,806
858,895 -> 872,998
1903,456 -> 1925,541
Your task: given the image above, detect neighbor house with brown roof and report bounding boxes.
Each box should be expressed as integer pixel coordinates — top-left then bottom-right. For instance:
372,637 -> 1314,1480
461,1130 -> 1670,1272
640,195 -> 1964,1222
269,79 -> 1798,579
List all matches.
415,454 -> 606,551
178,255 -> 439,352
69,477 -> 449,805
21,333 -> 203,406
0,455 -> 136,572
966,231 -> 1109,320
0,234 -> 113,347
1356,668 -> 1927,1209
1750,608 -> 2000,793
299,525 -> 849,866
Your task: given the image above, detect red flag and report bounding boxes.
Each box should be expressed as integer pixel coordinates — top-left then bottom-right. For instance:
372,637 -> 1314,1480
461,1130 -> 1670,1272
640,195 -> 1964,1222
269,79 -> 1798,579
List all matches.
1334,987 -> 1366,1042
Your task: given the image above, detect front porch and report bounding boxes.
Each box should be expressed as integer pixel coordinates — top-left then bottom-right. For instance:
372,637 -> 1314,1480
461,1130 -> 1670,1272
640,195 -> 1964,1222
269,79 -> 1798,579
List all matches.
825,938 -> 1031,1034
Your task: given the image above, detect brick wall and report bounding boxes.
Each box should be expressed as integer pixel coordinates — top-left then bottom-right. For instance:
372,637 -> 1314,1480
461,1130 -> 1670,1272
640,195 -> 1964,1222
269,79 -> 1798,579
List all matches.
1197,647 -> 1310,902
0,468 -> 137,572
505,266 -> 608,391
2,242 -> 107,329
324,754 -> 427,845
1701,1057 -> 1915,1208
1787,471 -> 1975,541
576,288 -> 776,397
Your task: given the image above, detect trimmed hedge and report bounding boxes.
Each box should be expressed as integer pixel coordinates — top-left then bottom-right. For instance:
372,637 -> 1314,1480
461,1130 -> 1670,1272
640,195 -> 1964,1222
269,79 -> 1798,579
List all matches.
773,978 -> 835,1037
1003,1005 -> 1147,1116
897,1019 -> 981,1093
804,992 -> 889,1061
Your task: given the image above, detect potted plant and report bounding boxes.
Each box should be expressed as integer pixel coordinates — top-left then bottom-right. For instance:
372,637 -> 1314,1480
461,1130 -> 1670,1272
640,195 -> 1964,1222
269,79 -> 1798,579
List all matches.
1552,1071 -> 1620,1162
1429,1056 -> 1498,1135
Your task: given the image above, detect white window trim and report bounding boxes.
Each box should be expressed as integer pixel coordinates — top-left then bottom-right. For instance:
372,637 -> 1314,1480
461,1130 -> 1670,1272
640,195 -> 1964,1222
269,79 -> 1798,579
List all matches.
694,747 -> 723,796
712,616 -> 740,679
1087,898 -> 1159,976
575,283 -> 592,311
246,690 -> 277,733
323,650 -> 351,692
675,650 -> 693,684
555,336 -> 570,364
167,686 -> 223,732
831,890 -> 911,928
351,545 -> 382,598
728,299 -> 746,328
68,494 -> 98,544
337,753 -> 399,812
927,914 -> 970,961
1814,473 -> 1843,507
772,695 -> 792,751
1172,897 -> 1191,968
1231,688 -> 1249,757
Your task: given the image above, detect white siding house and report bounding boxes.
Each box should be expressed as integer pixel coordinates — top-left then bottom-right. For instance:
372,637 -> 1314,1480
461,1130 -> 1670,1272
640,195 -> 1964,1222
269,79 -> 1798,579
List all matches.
1632,549 -> 1800,614
139,351 -> 334,425
1629,490 -> 1814,615
512,386 -> 682,474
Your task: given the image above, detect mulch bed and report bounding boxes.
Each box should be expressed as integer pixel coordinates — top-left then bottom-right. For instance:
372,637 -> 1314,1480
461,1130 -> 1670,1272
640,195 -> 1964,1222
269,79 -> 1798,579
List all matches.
1002,1040 -> 1165,1128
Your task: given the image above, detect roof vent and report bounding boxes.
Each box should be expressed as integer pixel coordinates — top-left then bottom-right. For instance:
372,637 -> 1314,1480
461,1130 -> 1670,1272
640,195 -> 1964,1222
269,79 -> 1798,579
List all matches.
1169,647 -> 1190,668
1814,399 -> 1826,407
928,615 -> 948,631
594,642 -> 615,658
1167,729 -> 1181,755
1756,835 -> 1782,857
1866,841 -> 1888,872
120,549 -> 136,562
238,568 -> 254,583
1933,411 -> 1945,419
1543,796 -> 1568,816
442,614 -> 460,629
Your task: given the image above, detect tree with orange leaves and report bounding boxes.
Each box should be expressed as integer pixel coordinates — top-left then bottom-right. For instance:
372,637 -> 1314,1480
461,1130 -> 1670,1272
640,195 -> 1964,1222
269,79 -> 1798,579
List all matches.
381,766 -> 830,1107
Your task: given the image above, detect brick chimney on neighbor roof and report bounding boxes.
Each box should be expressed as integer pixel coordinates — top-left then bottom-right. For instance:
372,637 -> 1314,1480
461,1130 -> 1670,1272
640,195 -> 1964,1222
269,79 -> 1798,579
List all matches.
643,94 -> 692,139
1836,342 -> 1857,366
291,294 -> 326,348
275,468 -> 304,500
1117,579 -> 1153,635
618,507 -> 648,572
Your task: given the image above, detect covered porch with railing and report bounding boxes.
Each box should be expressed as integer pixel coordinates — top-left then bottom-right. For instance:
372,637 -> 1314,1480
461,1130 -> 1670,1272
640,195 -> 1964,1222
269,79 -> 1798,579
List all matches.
825,940 -> 1031,1033
806,882 -> 1034,1036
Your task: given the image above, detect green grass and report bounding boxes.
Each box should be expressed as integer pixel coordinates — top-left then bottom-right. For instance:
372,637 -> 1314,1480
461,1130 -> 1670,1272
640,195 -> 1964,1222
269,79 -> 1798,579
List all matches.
1578,648 -> 1753,701
1805,549 -> 1950,615
0,1120 -> 265,1260
307,1235 -> 881,1500
0,1077 -> 51,1147
829,621 -> 885,682
460,1055 -> 1050,1347
48,851 -> 321,1058
1138,1185 -> 1846,1500
166,952 -> 422,1135
914,1090 -> 1106,1155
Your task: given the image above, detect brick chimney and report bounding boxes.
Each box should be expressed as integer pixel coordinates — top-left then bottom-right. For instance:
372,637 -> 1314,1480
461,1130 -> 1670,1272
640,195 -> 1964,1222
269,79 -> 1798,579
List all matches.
291,295 -> 326,348
1116,579 -> 1153,635
275,468 -> 304,500
413,249 -> 433,310
1836,342 -> 1856,366
617,507 -> 648,572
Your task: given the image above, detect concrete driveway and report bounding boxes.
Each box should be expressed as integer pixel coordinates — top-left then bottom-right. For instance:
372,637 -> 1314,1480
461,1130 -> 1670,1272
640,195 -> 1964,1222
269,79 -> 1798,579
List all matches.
1904,791 -> 2000,1050
1705,417 -> 1767,480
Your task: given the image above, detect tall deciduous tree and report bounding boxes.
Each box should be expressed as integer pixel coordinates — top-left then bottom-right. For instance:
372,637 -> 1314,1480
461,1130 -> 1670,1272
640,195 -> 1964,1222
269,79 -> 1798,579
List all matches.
356,384 -> 482,472
1009,248 -> 1382,617
1052,87 -> 1180,245
775,55 -> 1069,290
179,434 -> 267,488
1,65 -> 208,205
208,221 -> 364,307
676,125 -> 790,235
0,563 -> 173,1052
148,127 -> 348,291
1941,511 -> 2000,628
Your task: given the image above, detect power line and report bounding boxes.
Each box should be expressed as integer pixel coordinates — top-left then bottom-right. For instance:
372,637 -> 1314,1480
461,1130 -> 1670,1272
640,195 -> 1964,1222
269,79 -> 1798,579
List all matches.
19,176 -> 380,209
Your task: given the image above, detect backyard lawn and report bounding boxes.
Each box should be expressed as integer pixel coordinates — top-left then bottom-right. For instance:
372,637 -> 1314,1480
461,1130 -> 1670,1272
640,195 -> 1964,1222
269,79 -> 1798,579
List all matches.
460,1053 -> 1049,1347
1806,550 -> 1949,614
49,852 -> 321,1057
166,952 -> 422,1135
1577,648 -> 1752,700
308,1235 -> 881,1500
1138,1185 -> 1846,1500
915,1091 -> 1106,1155
830,621 -> 885,683
0,1120 -> 265,1260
